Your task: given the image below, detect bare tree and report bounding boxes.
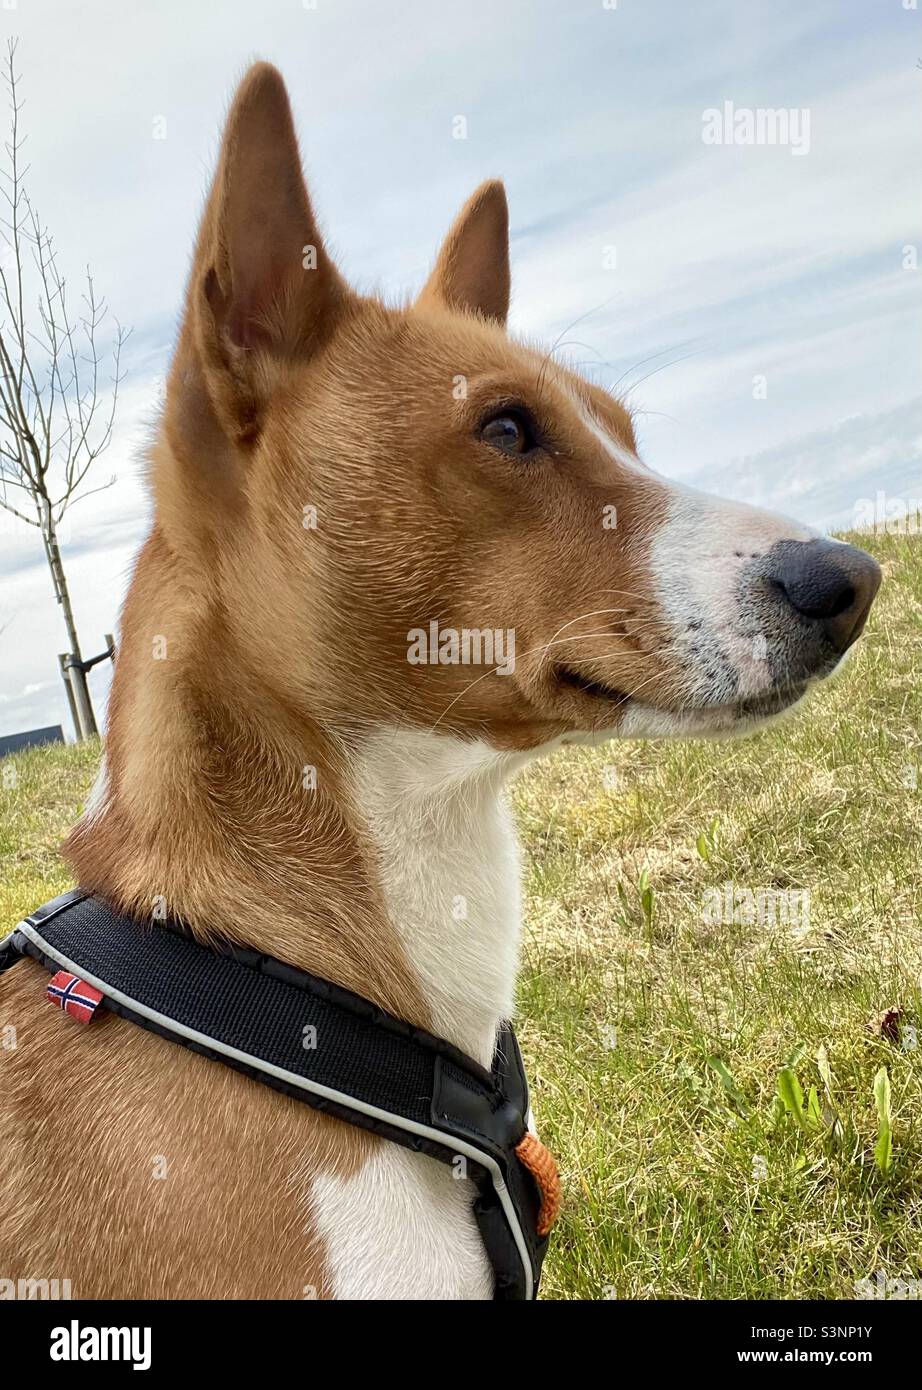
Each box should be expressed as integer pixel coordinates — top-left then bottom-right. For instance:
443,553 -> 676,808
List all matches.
0,40 -> 128,735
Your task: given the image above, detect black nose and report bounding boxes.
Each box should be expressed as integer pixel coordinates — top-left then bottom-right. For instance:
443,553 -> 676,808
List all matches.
766,538 -> 881,653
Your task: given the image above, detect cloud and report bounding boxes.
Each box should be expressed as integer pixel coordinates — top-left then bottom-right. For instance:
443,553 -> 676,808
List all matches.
690,395 -> 922,530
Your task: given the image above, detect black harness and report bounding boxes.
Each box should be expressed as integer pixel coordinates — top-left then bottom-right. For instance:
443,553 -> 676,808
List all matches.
0,888 -> 549,1299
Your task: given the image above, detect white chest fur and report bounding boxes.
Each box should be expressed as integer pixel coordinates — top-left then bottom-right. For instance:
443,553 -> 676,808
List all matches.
311,727 -> 526,1300
349,727 -> 525,1067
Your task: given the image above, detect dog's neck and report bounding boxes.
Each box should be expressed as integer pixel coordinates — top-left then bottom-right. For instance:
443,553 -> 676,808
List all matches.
67,536 -> 526,1067
350,727 -> 526,1064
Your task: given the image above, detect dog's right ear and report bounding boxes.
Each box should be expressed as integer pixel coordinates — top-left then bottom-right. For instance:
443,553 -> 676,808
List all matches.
186,63 -> 348,443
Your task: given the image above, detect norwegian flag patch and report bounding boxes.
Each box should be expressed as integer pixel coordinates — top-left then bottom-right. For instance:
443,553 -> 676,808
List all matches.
46,970 -> 105,1024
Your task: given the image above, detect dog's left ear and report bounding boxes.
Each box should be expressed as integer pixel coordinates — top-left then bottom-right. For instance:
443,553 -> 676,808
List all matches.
417,180 -> 510,325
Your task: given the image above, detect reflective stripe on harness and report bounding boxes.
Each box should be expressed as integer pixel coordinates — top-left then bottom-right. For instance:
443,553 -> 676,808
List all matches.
0,888 -> 555,1300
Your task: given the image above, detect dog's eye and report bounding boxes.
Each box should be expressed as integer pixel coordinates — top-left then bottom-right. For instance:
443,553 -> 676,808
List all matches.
480,409 -> 537,455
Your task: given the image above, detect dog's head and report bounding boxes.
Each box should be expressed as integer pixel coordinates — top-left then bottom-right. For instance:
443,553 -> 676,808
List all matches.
157,64 -> 880,752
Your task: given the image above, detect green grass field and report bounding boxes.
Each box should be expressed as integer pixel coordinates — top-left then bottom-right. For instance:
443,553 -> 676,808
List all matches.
2,529 -> 920,1299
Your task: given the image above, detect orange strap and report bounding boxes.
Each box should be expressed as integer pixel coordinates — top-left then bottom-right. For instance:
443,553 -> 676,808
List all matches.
515,1132 -> 562,1236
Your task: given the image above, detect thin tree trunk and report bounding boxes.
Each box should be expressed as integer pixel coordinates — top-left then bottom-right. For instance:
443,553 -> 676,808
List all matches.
41,508 -> 83,663
39,493 -> 98,735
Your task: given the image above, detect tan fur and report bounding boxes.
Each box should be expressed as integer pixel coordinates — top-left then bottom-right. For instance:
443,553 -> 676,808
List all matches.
1,957 -> 371,1298
0,63 -> 872,1299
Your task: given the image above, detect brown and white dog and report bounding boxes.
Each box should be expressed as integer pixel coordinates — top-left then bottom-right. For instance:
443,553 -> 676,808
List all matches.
0,64 -> 880,1300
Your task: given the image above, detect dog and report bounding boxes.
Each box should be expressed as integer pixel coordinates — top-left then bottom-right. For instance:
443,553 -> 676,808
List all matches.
0,62 -> 880,1300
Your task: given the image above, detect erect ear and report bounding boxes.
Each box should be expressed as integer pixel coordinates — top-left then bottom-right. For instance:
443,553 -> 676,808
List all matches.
189,62 -> 349,441
416,180 -> 510,325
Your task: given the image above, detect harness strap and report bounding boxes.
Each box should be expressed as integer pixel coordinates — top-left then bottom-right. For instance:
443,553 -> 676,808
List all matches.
0,888 -> 552,1300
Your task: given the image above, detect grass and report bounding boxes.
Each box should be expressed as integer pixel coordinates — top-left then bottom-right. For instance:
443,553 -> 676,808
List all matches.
513,529 -> 922,1298
2,529 -> 920,1299
0,734 -> 101,922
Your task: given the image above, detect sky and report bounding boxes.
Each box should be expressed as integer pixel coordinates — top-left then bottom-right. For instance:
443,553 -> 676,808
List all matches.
0,0 -> 919,738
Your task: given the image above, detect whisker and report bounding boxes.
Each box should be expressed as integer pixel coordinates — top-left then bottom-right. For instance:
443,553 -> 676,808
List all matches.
535,294 -> 618,393
619,346 -> 705,399
429,629 -> 633,730
607,337 -> 703,398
